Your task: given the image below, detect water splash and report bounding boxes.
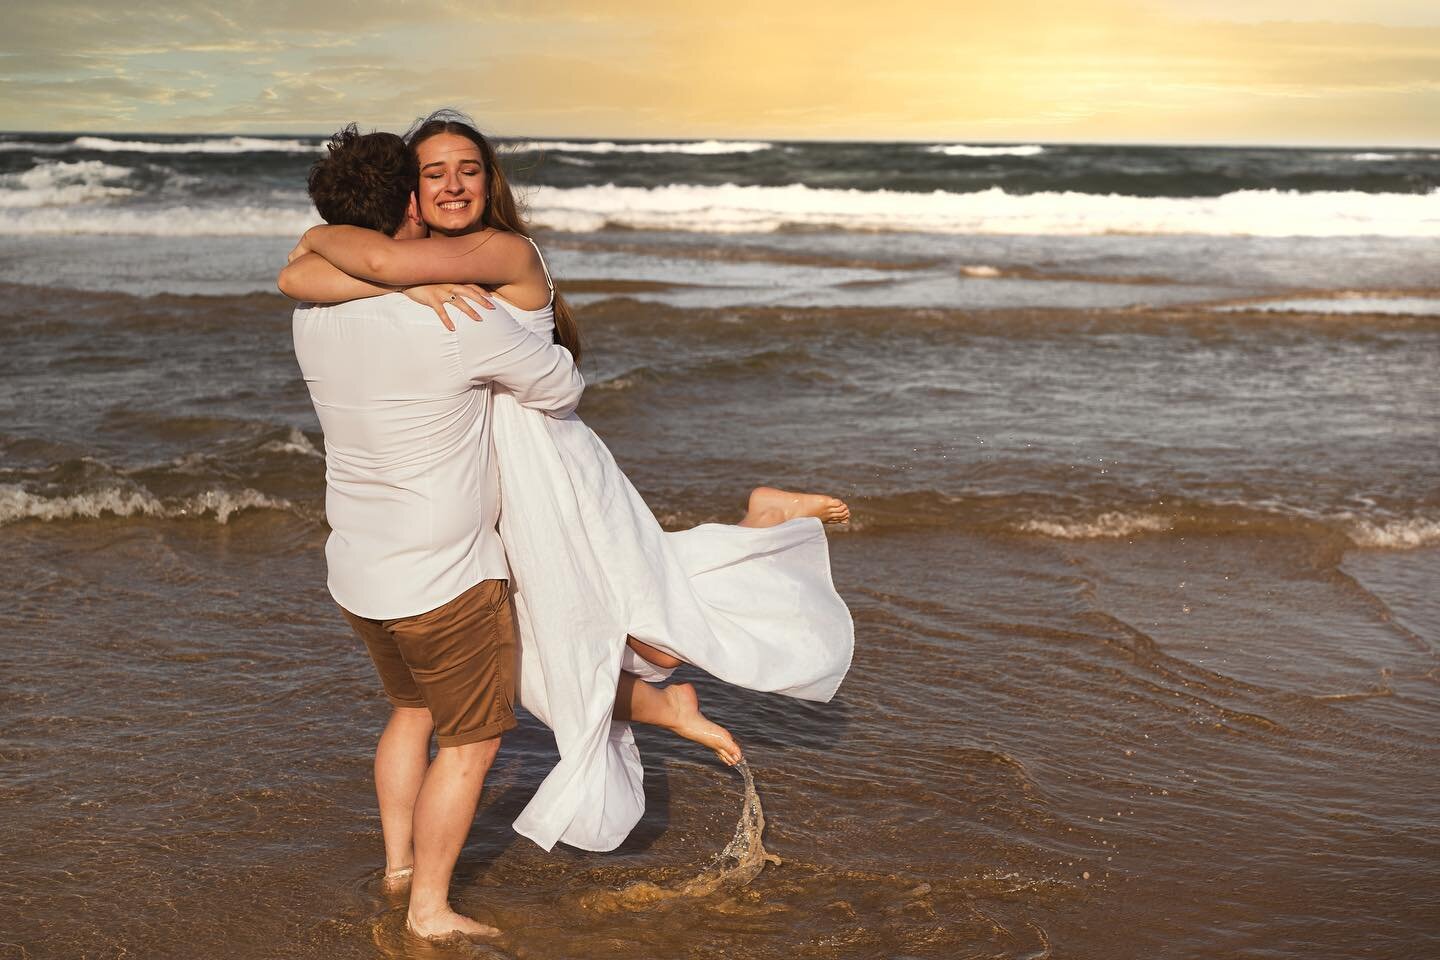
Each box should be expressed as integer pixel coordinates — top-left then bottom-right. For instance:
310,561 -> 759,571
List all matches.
703,760 -> 783,888
583,761 -> 781,911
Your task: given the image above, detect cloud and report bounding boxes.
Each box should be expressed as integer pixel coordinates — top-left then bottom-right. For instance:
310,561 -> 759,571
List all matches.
0,74 -> 210,127
1144,0 -> 1440,27
0,0 -> 1436,144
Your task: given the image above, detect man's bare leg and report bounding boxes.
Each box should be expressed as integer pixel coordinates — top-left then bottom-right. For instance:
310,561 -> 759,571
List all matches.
375,706 -> 434,890
615,672 -> 742,766
739,486 -> 850,528
406,737 -> 503,940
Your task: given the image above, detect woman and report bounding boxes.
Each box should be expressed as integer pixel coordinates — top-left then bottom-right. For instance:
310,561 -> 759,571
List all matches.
280,110 -> 853,855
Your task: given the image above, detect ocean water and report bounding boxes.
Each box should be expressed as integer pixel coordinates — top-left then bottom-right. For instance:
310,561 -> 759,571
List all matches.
1,133 -> 1437,959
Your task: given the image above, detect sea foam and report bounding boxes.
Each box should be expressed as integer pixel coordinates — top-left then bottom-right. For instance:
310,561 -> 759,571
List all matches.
71,135 -> 321,154
0,484 -> 292,525
526,183 -> 1440,237
1018,512 -> 1174,539
0,140 -> 77,153
0,160 -> 135,208
0,203 -> 320,236
511,139 -> 773,155
1014,507 -> 1440,550
926,144 -> 1046,157
5,181 -> 1439,238
0,136 -> 321,154
1344,517 -> 1440,549
257,427 -> 324,459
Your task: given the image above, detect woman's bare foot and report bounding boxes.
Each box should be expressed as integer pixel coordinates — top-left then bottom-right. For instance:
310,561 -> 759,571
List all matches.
406,907 -> 499,942
742,486 -> 850,527
665,682 -> 743,765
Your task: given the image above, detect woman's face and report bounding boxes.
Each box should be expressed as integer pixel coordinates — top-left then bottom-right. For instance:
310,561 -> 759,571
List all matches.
415,132 -> 487,235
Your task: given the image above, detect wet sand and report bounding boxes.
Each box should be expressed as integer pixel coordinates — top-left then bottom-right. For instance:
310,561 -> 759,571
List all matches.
2,517 -> 1436,958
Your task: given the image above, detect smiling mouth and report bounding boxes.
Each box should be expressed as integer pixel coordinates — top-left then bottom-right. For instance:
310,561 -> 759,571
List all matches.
438,199 -> 471,212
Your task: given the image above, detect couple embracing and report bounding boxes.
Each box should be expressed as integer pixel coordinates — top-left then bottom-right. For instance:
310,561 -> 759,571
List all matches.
281,110 -> 853,943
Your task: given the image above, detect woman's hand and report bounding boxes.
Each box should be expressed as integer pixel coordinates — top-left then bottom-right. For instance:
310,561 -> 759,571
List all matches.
404,283 -> 497,331
286,228 -> 315,264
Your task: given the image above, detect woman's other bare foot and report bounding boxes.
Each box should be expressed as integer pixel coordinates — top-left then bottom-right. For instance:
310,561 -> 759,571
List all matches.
741,486 -> 850,528
406,906 -> 499,942
665,682 -> 743,765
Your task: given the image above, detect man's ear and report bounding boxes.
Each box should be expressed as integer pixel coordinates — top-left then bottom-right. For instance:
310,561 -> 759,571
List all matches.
406,192 -> 422,226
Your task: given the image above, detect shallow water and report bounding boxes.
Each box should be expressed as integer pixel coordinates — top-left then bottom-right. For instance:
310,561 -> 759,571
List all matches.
4,515 -> 1434,958
3,166 -> 1439,956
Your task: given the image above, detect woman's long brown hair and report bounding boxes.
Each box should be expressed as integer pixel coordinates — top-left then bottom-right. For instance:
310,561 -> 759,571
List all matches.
406,110 -> 582,363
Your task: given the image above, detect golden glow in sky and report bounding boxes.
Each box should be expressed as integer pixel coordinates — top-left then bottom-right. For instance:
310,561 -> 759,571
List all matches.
3,1 -> 1437,145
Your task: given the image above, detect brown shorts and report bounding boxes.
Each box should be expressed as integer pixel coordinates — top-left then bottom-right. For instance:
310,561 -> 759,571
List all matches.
340,579 -> 517,747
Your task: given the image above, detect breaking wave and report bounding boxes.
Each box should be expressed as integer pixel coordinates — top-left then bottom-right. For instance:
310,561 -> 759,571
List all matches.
926,144 -> 1047,157
525,183 -> 1440,237
828,492 -> 1440,551
511,139 -> 773,155
1344,517 -> 1440,549
0,483 -> 292,526
6,171 -> 1437,237
1017,512 -> 1174,539
258,427 -> 324,458
1014,507 -> 1440,550
0,426 -> 322,526
0,160 -> 136,208
0,135 -> 321,154
1347,152 -> 1439,162
0,203 -> 320,236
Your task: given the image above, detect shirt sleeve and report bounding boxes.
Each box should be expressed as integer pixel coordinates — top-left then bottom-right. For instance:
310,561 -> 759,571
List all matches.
452,303 -> 584,417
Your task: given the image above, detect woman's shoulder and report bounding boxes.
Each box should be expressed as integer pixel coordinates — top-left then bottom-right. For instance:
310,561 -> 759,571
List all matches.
477,229 -> 543,275
481,228 -> 536,253
492,230 -> 552,301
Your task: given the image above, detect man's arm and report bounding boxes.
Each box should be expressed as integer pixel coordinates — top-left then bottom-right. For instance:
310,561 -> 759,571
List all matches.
454,306 -> 584,417
278,253 -> 395,302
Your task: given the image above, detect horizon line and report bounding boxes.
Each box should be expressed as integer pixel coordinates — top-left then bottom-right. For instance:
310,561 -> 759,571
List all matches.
2,129 -> 1438,152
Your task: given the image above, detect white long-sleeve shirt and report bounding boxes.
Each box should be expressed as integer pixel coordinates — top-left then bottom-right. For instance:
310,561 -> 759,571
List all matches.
292,293 -> 583,620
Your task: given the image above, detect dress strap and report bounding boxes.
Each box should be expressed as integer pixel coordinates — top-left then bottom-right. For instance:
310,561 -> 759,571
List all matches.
524,236 -> 554,293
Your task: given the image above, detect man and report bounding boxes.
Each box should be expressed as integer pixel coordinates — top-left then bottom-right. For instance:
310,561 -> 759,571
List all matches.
282,124 -> 583,942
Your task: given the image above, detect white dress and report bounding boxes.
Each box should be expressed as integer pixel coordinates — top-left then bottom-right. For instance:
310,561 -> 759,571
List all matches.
491,246 -> 854,853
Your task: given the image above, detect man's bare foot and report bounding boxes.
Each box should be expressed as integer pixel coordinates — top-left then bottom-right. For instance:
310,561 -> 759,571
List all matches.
665,682 -> 743,765
406,907 -> 499,942
381,865 -> 413,894
744,486 -> 850,527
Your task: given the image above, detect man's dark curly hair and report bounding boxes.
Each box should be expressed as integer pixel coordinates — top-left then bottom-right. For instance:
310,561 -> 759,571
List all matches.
307,123 -> 417,235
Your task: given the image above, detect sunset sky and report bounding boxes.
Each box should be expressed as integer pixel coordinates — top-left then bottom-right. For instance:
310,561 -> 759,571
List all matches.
3,0 -> 1438,145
